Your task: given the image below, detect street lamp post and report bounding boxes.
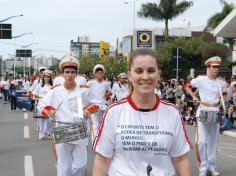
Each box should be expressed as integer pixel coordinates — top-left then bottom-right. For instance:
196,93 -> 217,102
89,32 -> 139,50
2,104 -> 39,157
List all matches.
0,14 -> 23,23
12,32 -> 33,38
11,32 -> 33,77
125,1 -> 136,30
22,42 -> 38,48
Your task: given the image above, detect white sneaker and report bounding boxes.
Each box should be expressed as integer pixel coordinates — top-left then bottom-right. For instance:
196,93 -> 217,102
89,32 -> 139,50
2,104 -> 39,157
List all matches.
22,108 -> 27,112
199,171 -> 207,176
38,132 -> 45,140
209,170 -> 220,176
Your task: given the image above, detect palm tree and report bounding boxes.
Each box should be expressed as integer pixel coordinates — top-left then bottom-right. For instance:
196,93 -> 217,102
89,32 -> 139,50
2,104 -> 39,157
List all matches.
138,0 -> 193,41
204,0 -> 235,32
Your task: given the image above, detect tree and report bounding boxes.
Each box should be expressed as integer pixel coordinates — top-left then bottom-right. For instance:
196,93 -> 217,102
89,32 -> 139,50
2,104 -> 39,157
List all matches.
78,54 -> 128,81
204,0 -> 235,31
138,0 -> 193,41
156,38 -> 230,79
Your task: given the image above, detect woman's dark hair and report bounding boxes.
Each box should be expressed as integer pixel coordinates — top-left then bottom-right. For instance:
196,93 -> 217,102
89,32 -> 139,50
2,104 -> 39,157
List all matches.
128,48 -> 159,71
42,75 -> 53,87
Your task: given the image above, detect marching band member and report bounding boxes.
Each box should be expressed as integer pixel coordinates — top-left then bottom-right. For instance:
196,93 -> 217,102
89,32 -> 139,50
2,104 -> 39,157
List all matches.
185,56 -> 226,176
37,55 -> 93,176
93,49 -> 191,176
87,64 -> 112,138
112,72 -> 129,102
33,70 -> 53,140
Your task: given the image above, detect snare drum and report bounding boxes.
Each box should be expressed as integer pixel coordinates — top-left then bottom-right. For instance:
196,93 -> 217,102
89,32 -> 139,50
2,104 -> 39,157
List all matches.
52,119 -> 88,144
199,110 -> 222,123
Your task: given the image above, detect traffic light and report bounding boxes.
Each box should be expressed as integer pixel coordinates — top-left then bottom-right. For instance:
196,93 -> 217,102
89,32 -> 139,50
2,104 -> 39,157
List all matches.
0,24 -> 12,39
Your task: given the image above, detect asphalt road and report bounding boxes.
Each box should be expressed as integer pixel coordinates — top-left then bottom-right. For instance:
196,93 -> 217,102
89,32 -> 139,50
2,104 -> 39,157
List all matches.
0,99 -> 236,176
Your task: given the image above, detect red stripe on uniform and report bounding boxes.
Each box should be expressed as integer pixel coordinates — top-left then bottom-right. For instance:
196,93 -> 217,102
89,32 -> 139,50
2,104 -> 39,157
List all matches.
160,100 -> 192,149
93,99 -> 128,151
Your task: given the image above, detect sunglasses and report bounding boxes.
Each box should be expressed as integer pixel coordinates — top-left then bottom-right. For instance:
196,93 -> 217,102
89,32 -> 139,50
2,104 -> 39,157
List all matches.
211,65 -> 220,69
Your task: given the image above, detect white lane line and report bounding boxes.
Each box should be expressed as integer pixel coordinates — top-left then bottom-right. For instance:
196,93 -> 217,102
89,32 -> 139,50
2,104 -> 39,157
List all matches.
24,113 -> 28,120
24,126 -> 30,138
24,155 -> 34,176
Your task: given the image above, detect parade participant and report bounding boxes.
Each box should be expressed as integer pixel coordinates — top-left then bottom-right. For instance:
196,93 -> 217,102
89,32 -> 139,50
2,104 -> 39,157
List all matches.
1,77 -> 10,104
87,64 -> 112,137
185,56 -> 226,176
30,66 -> 47,93
112,72 -> 129,101
93,48 -> 192,176
33,70 -> 53,140
37,55 -> 93,176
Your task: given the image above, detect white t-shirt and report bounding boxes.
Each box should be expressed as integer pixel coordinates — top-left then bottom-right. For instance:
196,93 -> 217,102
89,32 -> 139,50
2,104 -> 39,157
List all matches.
31,79 -> 42,92
1,80 -> 10,90
112,82 -> 129,101
191,76 -> 227,116
87,80 -> 111,110
33,84 -> 52,98
93,95 -> 191,176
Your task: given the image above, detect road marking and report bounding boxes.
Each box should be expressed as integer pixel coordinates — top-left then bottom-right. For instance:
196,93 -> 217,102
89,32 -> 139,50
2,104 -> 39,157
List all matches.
24,113 -> 28,120
24,155 -> 34,176
24,126 -> 30,138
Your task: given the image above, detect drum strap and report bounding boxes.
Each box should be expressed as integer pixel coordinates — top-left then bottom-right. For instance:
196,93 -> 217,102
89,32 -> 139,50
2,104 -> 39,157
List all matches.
77,88 -> 84,118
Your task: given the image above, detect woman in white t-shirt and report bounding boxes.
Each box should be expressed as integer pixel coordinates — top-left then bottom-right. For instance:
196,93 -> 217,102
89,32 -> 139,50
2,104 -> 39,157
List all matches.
34,70 -> 53,140
92,49 -> 192,176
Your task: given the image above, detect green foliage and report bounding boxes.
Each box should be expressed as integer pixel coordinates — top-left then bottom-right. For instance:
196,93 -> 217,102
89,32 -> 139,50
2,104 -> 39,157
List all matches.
138,0 -> 193,40
79,55 -> 128,81
201,42 -> 230,60
205,0 -> 235,31
157,38 -> 230,79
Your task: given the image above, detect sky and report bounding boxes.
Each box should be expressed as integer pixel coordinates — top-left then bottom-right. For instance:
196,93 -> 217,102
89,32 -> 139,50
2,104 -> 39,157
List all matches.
0,0 -> 236,59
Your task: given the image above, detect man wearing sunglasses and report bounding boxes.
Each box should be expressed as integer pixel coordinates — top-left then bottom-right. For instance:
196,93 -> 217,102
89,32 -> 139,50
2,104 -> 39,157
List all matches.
185,56 -> 227,176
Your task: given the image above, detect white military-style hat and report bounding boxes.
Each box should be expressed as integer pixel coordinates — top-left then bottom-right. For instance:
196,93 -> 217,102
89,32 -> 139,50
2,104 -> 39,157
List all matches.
117,72 -> 127,79
43,70 -> 52,76
59,54 -> 79,70
205,56 -> 222,66
38,66 -> 47,72
93,64 -> 105,74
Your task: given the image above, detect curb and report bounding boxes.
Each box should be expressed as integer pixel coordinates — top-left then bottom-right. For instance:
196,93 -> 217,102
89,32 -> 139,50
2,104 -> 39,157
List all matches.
222,131 -> 236,138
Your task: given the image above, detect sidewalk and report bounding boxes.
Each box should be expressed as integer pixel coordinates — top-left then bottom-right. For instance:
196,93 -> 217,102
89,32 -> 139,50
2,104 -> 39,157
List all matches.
222,128 -> 236,138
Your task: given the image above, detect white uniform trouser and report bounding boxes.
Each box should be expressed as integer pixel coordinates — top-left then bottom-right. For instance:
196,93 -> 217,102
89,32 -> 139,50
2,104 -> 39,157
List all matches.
91,110 -> 104,137
198,120 -> 220,172
56,143 -> 87,176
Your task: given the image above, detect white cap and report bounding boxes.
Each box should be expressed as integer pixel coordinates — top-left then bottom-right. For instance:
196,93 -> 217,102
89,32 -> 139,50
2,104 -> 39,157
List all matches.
205,56 -> 221,66
117,72 -> 127,79
93,64 -> 105,75
59,53 -> 79,70
38,66 -> 47,72
43,70 -> 52,76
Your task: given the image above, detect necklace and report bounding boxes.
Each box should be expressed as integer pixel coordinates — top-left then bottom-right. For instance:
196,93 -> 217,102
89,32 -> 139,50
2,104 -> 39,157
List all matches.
138,109 -> 159,176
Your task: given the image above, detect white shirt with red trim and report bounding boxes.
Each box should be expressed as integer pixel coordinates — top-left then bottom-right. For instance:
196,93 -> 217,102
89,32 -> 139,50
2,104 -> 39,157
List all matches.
93,95 -> 191,176
191,76 -> 227,116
